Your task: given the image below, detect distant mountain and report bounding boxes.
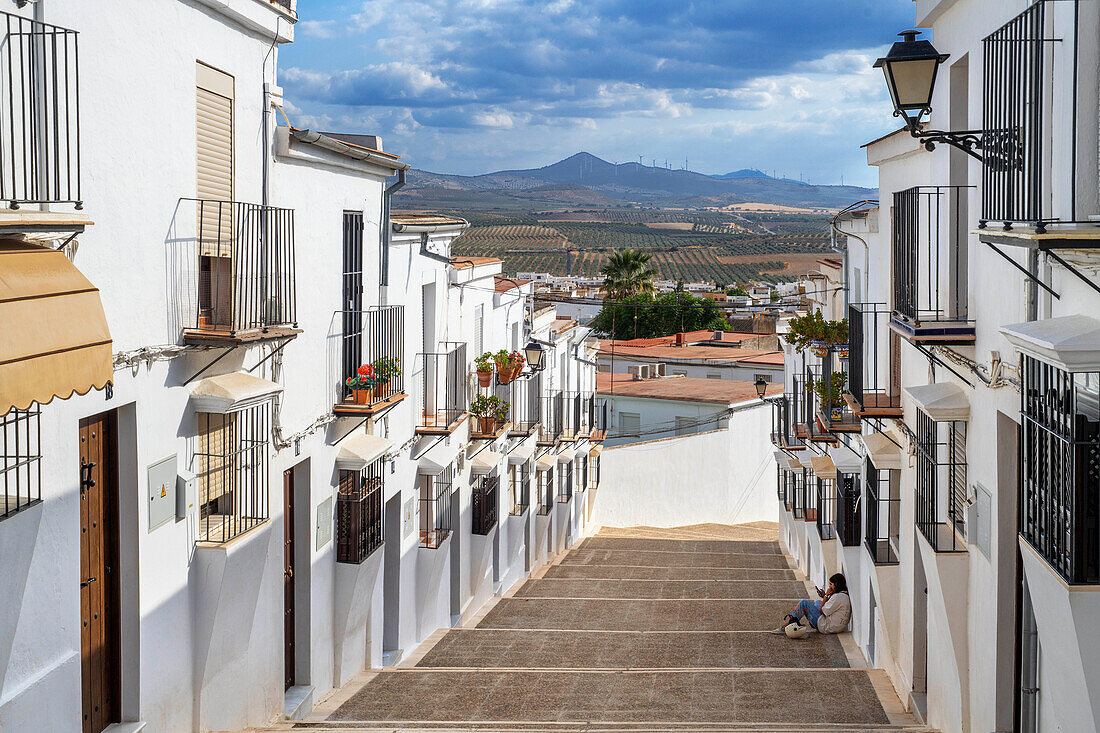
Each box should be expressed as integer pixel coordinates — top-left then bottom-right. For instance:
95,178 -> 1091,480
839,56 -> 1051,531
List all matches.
395,152 -> 873,210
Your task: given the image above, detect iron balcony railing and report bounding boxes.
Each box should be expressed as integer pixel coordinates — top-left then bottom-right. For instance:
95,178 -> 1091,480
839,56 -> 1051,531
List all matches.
491,373 -> 541,435
336,455 -> 384,564
538,392 -> 564,444
835,472 -> 862,547
914,409 -> 968,553
471,475 -> 498,536
333,306 -> 404,410
892,186 -> 972,331
1,12 -> 81,209
561,391 -> 599,440
865,462 -> 900,565
193,403 -> 271,544
848,303 -> 901,414
182,199 -> 297,336
417,343 -> 467,429
1020,356 -> 1100,584
981,0 -> 1086,231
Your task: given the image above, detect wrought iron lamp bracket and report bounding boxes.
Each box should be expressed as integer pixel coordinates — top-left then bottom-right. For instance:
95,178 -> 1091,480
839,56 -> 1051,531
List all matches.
910,126 -> 984,161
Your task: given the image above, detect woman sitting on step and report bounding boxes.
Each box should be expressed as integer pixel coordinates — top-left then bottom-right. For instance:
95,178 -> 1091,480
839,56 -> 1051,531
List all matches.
772,573 -> 851,637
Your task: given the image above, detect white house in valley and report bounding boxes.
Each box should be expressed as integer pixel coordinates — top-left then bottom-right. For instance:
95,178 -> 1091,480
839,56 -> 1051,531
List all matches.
0,2 -> 601,731
772,2 -> 1100,733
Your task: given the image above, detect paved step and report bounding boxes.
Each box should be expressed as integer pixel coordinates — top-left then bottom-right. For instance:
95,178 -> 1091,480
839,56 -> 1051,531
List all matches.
596,522 -> 780,542
477,598 -> 799,632
292,725 -> 933,732
325,669 -> 890,726
414,629 -> 850,669
579,537 -> 783,555
543,565 -> 798,581
559,550 -> 791,569
514,578 -> 807,600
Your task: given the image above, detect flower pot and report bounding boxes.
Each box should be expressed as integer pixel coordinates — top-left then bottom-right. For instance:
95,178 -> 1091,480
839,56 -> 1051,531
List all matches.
836,345 -> 849,361
372,382 -> 391,402
477,370 -> 493,388
497,365 -> 514,385
830,407 -> 843,421
477,416 -> 496,434
353,389 -> 370,405
810,342 -> 828,359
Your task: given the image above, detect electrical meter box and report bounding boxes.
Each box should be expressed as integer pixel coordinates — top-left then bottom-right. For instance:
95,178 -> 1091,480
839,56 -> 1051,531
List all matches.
177,468 -> 196,520
147,455 -> 177,532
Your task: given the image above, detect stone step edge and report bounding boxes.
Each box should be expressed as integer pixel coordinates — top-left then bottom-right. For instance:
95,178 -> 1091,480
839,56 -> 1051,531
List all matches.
291,723 -> 934,732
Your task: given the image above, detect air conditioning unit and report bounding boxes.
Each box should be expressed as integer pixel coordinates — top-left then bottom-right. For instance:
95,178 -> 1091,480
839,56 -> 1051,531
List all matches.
627,365 -> 650,381
651,363 -> 666,377
714,331 -> 724,340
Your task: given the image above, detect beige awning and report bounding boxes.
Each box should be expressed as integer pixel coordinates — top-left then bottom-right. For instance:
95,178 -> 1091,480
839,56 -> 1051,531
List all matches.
471,450 -> 503,475
589,445 -> 603,458
0,240 -> 112,414
1001,315 -> 1100,373
508,442 -> 535,464
536,455 -> 555,472
557,452 -> 573,465
418,455 -> 448,476
190,371 -> 282,414
783,455 -> 803,472
810,455 -> 837,480
336,433 -> 394,472
862,431 -> 904,470
905,382 -> 969,422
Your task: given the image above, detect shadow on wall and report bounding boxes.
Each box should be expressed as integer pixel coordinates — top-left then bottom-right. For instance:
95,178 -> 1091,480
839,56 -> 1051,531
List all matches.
0,505 -> 45,694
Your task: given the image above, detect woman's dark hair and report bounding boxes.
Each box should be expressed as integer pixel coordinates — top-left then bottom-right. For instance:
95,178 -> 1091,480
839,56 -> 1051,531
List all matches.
829,573 -> 848,594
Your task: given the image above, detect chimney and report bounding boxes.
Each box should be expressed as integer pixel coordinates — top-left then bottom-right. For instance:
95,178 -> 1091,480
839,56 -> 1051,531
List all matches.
674,332 -> 685,346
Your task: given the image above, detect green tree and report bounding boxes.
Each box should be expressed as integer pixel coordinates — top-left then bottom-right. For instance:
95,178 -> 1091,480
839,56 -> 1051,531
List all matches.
599,249 -> 658,300
591,291 -> 729,340
726,286 -> 749,297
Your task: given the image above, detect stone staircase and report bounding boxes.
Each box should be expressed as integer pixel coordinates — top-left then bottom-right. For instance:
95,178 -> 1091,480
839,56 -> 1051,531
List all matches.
267,523 -> 935,733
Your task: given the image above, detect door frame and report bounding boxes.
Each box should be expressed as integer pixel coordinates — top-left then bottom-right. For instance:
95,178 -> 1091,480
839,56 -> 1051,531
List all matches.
283,468 -> 295,690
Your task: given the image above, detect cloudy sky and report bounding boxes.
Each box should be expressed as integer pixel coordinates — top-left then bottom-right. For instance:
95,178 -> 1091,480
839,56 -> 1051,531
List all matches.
280,0 -> 914,186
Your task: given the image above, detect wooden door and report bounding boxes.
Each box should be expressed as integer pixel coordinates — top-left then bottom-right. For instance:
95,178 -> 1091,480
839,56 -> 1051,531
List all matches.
283,468 -> 295,690
79,411 -> 120,733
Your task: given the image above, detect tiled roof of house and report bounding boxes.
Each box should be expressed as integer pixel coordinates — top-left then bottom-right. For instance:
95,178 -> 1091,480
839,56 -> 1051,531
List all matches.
598,342 -> 783,367
494,277 -> 532,293
450,256 -> 503,269
392,213 -> 468,226
596,373 -> 783,405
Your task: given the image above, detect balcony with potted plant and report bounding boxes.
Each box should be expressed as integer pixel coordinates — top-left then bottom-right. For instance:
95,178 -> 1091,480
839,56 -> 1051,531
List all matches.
470,394 -> 511,440
815,371 -> 860,433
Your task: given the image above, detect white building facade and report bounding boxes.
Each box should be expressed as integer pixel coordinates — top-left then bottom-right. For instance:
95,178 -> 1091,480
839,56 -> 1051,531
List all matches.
0,2 -> 600,732
772,2 -> 1100,733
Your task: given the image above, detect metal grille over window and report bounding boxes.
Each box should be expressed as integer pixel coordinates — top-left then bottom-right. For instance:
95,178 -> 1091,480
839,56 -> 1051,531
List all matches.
193,404 -> 271,543
791,467 -> 806,520
577,454 -> 588,493
865,463 -> 900,565
419,463 -> 453,549
510,462 -> 530,515
0,12 -> 81,209
336,456 -> 384,564
835,472 -> 862,547
1,406 -> 41,519
472,475 -> 498,536
1020,356 -> 1100,583
813,476 -> 832,538
914,408 -> 967,552
557,461 -> 573,503
539,392 -> 564,444
537,467 -> 554,515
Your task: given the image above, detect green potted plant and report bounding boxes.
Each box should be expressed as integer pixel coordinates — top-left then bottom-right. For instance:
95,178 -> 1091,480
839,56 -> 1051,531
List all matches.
471,394 -> 502,434
814,371 -> 848,422
475,352 -> 494,388
494,399 -> 510,428
370,355 -> 401,401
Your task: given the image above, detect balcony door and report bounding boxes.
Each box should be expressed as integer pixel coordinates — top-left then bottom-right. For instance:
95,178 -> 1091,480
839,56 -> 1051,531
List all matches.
342,212 -> 365,383
283,468 -> 296,690
196,63 -> 235,330
79,411 -> 120,733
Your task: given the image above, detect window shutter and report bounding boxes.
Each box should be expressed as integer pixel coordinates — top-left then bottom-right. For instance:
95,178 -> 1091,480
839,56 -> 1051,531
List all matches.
197,412 -> 235,511
196,63 -> 234,259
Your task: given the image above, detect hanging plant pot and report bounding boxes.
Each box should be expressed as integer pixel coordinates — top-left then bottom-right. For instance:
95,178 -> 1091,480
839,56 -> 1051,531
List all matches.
836,345 -> 849,361
477,370 -> 493,388
831,406 -> 844,422
810,341 -> 829,359
497,365 -> 514,385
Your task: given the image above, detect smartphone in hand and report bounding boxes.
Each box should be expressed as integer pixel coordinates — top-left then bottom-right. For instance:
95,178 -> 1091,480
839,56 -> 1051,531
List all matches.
816,587 -> 826,598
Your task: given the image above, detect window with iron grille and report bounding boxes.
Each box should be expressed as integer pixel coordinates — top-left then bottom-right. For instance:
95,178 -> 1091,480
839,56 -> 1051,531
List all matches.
472,474 -> 499,535
591,454 -> 600,489
537,467 -> 554,515
1,406 -> 42,521
865,462 -> 900,565
558,460 -> 573,502
509,462 -> 530,515
815,477 -> 835,540
193,403 -> 271,543
336,456 -> 384,563
419,463 -> 454,548
914,408 -> 967,552
791,469 -> 806,519
1020,356 -> 1100,583
776,464 -> 786,504
835,472 -> 862,547
577,454 -> 588,492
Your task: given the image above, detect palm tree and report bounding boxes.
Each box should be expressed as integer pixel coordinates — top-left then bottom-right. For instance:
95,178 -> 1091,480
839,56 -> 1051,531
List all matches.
600,249 -> 658,300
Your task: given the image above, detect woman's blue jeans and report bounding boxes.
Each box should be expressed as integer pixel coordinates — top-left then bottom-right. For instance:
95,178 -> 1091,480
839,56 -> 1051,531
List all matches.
788,599 -> 822,629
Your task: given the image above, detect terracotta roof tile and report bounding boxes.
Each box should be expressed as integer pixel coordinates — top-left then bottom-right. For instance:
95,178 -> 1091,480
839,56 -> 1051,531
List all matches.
494,277 -> 532,293
596,373 -> 783,405
450,256 -> 503,270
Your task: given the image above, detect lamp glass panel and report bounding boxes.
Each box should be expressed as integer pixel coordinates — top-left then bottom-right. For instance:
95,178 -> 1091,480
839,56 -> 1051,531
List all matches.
886,58 -> 938,110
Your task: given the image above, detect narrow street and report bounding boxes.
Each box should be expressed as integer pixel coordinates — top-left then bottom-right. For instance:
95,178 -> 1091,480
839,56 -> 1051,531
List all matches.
273,523 -> 932,732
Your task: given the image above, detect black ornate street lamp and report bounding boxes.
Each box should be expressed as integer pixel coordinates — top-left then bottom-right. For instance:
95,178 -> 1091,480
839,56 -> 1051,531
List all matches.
523,340 -> 545,372
755,377 -> 768,400
874,30 -> 987,162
